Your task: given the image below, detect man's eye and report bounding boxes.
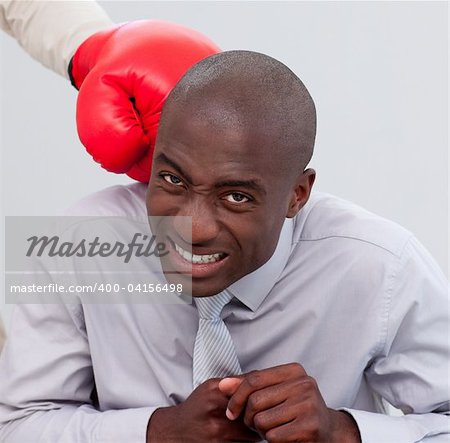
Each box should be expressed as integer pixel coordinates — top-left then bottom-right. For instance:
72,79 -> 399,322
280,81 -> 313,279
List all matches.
161,173 -> 183,186
224,192 -> 250,204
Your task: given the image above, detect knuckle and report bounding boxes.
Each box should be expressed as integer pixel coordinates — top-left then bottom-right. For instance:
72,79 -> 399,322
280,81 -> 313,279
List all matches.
204,397 -> 221,413
206,378 -> 219,391
253,411 -> 267,430
206,417 -> 221,437
247,392 -> 262,412
205,400 -> 217,413
246,371 -> 262,388
289,362 -> 305,376
302,375 -> 318,390
265,429 -> 282,443
243,413 -> 253,429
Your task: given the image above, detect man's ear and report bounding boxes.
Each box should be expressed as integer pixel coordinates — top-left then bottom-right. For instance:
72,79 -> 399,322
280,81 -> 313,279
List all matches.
286,168 -> 316,218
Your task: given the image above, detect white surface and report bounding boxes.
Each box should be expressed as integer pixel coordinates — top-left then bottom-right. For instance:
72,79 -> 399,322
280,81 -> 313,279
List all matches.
0,2 -> 448,332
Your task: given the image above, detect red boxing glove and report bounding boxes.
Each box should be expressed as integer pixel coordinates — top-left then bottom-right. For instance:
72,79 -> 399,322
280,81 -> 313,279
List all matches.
69,21 -> 220,182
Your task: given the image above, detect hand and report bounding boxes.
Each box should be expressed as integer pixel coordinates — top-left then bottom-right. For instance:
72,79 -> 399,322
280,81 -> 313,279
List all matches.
147,378 -> 261,443
219,363 -> 361,443
69,20 -> 220,182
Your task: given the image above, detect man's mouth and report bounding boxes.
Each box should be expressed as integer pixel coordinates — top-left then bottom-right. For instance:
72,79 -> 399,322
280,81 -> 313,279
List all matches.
174,243 -> 226,264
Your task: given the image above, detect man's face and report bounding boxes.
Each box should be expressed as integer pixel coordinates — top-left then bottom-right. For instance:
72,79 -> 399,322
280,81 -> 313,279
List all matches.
146,101 -> 310,297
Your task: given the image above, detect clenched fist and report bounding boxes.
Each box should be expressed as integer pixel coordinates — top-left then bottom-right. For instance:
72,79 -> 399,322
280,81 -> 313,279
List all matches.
219,363 -> 361,443
147,378 -> 260,443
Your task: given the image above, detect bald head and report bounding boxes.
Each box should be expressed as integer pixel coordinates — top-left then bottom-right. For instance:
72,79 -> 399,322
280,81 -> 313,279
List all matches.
149,51 -> 317,295
159,50 -> 316,175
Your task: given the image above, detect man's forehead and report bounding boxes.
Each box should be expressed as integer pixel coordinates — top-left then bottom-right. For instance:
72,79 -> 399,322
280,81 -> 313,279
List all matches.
167,89 -> 251,125
157,98 -> 295,183
161,95 -> 279,151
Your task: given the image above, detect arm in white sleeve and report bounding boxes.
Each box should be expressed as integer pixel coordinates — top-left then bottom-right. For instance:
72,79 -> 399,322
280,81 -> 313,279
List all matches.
0,316 -> 5,354
344,236 -> 450,443
0,0 -> 113,78
0,303 -> 155,442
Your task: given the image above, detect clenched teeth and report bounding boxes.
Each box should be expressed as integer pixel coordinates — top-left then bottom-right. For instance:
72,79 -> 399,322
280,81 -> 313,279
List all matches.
174,243 -> 225,264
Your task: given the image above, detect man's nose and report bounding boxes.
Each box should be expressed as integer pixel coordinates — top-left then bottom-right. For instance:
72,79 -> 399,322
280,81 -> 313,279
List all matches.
174,198 -> 220,245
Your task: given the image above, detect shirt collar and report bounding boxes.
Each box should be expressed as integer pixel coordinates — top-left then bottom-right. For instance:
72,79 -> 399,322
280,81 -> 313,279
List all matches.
227,217 -> 294,312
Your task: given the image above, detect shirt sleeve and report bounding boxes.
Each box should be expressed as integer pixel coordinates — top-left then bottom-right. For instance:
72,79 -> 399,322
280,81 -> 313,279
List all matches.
343,236 -> 450,443
0,0 -> 113,78
0,316 -> 5,354
0,303 -> 156,442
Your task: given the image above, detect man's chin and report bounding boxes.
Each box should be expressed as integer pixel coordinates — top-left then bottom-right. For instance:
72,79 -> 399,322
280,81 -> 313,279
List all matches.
159,250 -> 241,297
190,280 -> 228,297
162,271 -> 233,298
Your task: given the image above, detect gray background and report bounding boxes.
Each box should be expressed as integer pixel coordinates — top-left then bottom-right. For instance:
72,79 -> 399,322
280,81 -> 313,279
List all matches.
1,1 -> 448,329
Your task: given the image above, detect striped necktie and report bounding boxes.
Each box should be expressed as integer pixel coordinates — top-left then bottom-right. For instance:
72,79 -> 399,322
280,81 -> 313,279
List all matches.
192,291 -> 242,389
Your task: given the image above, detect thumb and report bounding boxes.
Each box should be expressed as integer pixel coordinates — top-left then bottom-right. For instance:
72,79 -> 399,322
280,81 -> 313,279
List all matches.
218,376 -> 243,396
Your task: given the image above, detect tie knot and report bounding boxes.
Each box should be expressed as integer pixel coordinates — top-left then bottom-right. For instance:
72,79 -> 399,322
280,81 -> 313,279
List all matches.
195,291 -> 234,320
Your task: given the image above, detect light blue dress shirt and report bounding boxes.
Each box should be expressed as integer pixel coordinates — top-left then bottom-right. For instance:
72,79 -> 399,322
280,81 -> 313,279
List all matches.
0,183 -> 448,443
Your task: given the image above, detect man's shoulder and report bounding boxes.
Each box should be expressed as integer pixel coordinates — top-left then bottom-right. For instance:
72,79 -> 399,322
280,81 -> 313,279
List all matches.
294,192 -> 413,258
64,183 -> 147,218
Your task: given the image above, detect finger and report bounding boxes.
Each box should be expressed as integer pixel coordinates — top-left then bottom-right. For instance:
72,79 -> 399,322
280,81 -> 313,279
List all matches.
227,363 -> 306,420
264,415 -> 327,443
244,376 -> 323,429
243,382 -> 293,428
264,418 -> 305,443
218,377 -> 243,396
252,402 -> 300,435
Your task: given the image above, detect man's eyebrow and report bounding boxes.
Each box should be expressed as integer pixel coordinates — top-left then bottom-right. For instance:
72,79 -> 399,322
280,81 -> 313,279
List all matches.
154,153 -> 194,184
215,179 -> 266,195
155,153 -> 266,195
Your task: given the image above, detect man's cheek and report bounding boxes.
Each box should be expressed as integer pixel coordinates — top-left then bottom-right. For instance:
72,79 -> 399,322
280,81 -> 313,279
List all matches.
146,192 -> 173,216
233,236 -> 265,269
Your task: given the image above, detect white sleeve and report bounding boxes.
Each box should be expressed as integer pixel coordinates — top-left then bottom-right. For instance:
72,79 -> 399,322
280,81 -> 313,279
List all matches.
0,316 -> 5,354
344,237 -> 450,442
0,0 -> 113,78
0,303 -> 155,442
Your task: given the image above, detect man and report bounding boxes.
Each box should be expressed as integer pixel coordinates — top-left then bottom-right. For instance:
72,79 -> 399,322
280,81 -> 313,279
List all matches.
0,50 -> 448,442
